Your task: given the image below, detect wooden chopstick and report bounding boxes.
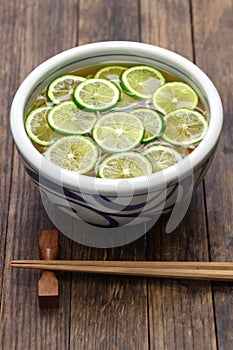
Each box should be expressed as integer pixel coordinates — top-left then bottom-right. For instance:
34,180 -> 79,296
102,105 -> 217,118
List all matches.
11,260 -> 233,281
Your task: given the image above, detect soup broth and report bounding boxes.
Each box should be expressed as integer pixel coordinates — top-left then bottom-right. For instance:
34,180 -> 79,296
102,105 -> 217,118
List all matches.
25,63 -> 208,179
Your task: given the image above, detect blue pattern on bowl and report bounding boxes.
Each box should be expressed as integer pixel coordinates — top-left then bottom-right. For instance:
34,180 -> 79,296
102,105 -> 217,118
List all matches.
22,151 -> 213,227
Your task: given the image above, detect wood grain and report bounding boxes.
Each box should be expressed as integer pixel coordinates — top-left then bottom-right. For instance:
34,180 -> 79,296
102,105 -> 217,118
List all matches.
69,1 -> 148,350
140,0 -> 216,349
140,0 -> 194,59
192,0 -> 233,349
11,260 -> 233,281
0,1 -> 78,349
0,0 -> 22,305
0,0 -> 232,349
78,0 -> 139,44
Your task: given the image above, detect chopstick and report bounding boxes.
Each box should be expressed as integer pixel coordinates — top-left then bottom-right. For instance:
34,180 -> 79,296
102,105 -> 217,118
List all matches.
11,260 -> 233,281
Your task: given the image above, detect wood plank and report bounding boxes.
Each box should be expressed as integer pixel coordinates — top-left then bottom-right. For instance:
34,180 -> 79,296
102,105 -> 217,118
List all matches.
192,0 -> 233,348
0,0 -> 21,303
78,0 -> 139,44
69,1 -> 148,349
1,0 -> 230,349
140,0 -> 194,59
146,191 -> 217,350
140,0 -> 217,349
0,1 -> 78,349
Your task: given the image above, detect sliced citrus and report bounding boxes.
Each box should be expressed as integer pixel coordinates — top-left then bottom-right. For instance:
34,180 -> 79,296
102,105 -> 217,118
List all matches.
92,112 -> 144,153
47,75 -> 85,104
98,152 -> 153,179
152,82 -> 198,114
25,106 -> 59,146
73,78 -> 120,111
144,145 -> 183,172
132,107 -> 165,142
94,65 -> 127,81
162,108 -> 208,146
120,65 -> 166,99
47,101 -> 96,135
94,65 -> 138,110
44,135 -> 99,174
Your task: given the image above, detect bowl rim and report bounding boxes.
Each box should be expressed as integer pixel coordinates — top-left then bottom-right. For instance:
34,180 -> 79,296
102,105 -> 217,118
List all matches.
10,41 -> 223,194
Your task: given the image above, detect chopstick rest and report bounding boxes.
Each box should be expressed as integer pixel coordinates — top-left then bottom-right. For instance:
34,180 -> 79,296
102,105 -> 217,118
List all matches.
38,230 -> 59,308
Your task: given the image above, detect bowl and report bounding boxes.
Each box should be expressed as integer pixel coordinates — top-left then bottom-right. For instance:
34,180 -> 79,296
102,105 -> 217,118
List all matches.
10,41 -> 223,247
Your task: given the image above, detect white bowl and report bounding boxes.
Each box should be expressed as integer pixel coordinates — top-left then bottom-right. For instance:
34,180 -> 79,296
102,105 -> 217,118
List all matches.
10,41 -> 223,247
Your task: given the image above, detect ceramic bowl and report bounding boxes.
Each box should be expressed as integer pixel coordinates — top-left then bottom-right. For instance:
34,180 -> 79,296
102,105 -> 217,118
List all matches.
10,41 -> 223,246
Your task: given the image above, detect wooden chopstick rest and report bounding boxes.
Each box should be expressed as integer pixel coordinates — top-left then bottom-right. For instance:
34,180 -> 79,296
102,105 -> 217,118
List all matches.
38,230 -> 59,308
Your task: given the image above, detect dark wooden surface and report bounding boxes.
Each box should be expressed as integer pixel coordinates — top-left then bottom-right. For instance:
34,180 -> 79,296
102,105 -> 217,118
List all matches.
0,0 -> 232,349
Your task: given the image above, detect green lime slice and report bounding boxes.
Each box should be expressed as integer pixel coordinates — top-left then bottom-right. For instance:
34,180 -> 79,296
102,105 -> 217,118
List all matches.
132,107 -> 165,142
73,78 -> 120,111
47,75 -> 85,104
92,112 -> 144,153
47,101 -> 96,135
25,106 -> 59,146
120,65 -> 166,99
144,145 -> 183,172
152,82 -> 198,114
94,65 -> 138,110
98,152 -> 153,179
94,65 -> 127,81
162,108 -> 208,146
44,135 -> 99,174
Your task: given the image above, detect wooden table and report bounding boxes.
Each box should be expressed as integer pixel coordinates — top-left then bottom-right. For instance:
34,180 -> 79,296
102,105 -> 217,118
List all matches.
0,1 -> 232,349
